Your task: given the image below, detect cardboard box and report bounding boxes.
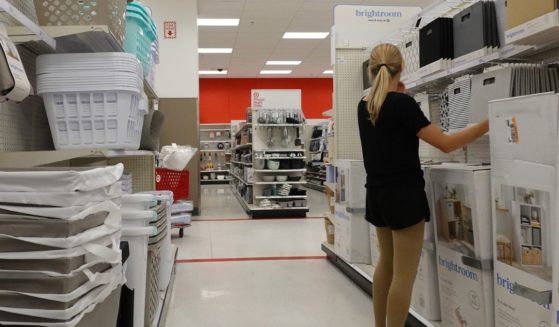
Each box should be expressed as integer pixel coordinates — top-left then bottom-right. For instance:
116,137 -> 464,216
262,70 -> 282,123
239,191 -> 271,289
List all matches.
369,224 -> 379,268
436,246 -> 493,327
334,203 -> 371,264
507,0 -> 557,29
430,164 -> 494,327
489,93 -> 559,326
411,246 -> 441,321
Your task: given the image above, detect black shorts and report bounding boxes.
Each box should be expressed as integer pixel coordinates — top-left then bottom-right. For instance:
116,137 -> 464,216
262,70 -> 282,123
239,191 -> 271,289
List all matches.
366,182 -> 430,230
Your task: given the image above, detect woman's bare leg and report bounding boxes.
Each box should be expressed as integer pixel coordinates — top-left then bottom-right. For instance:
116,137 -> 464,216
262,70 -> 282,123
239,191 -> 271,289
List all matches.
373,226 -> 394,327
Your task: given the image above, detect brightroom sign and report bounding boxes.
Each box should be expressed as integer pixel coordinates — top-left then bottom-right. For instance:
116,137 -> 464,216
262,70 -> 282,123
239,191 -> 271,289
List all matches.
333,5 -> 421,48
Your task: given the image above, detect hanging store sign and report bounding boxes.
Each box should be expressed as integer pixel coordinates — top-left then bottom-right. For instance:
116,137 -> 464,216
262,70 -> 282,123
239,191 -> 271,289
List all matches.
251,90 -> 301,109
333,5 -> 421,48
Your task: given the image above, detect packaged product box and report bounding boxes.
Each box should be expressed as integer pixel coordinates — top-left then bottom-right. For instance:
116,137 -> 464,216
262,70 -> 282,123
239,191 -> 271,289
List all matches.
489,93 -> 559,326
333,160 -> 370,264
507,0 -> 557,29
369,224 -> 379,268
411,245 -> 442,321
430,164 -> 494,327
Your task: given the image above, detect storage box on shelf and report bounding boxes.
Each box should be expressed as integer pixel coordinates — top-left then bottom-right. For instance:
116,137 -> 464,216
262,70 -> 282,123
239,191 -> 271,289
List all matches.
489,93 -> 558,327
429,163 -> 493,327
200,123 -> 232,185
0,165 -> 125,327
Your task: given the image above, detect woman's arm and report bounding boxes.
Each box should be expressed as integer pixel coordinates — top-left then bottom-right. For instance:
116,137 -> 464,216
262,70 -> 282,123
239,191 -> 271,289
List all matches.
417,119 -> 489,153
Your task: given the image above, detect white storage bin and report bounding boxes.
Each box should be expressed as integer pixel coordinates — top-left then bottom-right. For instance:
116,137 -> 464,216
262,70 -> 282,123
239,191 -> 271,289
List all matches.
121,194 -> 157,211
42,91 -> 145,150
122,210 -> 157,228
122,226 -> 156,327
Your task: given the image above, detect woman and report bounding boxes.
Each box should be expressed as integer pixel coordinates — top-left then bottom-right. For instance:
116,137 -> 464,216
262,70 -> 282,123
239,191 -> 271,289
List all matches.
357,43 -> 489,327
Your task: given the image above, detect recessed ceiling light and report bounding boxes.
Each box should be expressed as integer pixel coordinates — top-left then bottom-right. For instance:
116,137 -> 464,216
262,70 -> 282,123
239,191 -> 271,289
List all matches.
266,61 -> 302,66
197,19 -> 240,26
283,32 -> 329,39
260,70 -> 292,75
198,48 -> 233,54
199,70 -> 228,75
323,70 -> 333,74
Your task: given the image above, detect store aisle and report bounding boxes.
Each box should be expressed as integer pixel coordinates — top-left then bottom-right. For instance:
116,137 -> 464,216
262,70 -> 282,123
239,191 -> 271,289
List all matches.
166,184 -> 374,326
198,185 -> 250,220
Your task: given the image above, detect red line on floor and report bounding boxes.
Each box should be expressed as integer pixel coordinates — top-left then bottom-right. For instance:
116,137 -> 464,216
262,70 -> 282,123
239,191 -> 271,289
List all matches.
192,216 -> 325,222
176,255 -> 327,264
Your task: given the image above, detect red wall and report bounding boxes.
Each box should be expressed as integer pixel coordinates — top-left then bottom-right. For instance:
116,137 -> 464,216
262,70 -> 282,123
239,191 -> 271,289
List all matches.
199,78 -> 333,124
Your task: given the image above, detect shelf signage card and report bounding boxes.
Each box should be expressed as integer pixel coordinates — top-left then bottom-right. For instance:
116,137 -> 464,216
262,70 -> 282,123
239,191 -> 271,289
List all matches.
251,89 -> 301,109
333,5 -> 421,49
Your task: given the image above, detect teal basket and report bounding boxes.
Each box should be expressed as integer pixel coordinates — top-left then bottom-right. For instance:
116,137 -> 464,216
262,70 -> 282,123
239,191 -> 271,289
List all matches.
124,5 -> 157,77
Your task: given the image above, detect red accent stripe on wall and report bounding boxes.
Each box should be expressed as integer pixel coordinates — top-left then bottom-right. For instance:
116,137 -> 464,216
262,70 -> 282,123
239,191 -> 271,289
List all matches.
176,255 -> 327,264
199,78 -> 333,124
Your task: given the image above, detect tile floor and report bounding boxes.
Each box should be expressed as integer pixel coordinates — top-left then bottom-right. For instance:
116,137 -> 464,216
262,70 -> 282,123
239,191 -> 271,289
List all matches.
166,185 -> 374,326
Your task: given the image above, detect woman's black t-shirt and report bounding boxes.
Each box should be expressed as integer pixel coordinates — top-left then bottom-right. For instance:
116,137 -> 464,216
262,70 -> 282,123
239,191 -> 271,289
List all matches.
357,92 -> 431,188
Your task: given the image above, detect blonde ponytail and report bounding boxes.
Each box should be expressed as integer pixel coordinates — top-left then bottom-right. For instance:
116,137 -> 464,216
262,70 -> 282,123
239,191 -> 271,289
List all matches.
364,44 -> 403,125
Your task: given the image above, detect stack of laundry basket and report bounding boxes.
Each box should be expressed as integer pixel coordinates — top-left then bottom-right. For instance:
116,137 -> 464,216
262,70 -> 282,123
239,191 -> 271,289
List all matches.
0,164 -> 125,327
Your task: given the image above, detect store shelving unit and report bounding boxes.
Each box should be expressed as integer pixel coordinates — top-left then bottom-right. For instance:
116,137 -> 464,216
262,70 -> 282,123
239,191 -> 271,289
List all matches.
200,123 -> 232,185
305,124 -> 329,193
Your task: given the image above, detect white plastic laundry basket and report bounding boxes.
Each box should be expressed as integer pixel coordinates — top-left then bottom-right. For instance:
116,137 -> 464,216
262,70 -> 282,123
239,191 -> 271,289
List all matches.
42,91 -> 144,150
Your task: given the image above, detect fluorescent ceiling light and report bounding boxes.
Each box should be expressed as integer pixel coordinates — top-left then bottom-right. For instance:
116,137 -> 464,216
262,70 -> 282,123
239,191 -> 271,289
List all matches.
323,70 -> 333,74
197,18 -> 240,26
260,70 -> 292,75
283,32 -> 329,39
266,61 -> 301,66
198,48 -> 233,54
199,70 -> 228,75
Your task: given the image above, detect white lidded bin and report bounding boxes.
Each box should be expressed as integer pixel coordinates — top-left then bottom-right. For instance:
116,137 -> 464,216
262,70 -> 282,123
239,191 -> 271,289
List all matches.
140,191 -> 173,291
121,194 -> 157,211
122,210 -> 157,228
170,200 -> 193,214
122,226 -> 156,327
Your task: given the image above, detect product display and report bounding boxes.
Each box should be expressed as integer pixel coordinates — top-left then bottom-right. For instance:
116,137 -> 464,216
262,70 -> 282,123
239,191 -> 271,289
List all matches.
430,164 -> 493,327
419,17 -> 454,69
0,166 -> 124,327
489,93 -> 558,327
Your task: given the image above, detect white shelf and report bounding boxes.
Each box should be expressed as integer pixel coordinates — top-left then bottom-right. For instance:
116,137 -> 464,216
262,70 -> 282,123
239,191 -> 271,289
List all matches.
254,149 -> 305,153
255,195 -> 307,199
254,181 -> 307,185
254,169 -> 306,173
200,170 -> 229,173
231,161 -> 252,166
230,172 -> 252,185
253,206 -> 309,211
200,149 -> 228,153
0,0 -> 56,49
402,45 -> 530,92
254,156 -> 307,160
200,140 -> 231,143
0,149 -> 155,168
233,143 -> 252,151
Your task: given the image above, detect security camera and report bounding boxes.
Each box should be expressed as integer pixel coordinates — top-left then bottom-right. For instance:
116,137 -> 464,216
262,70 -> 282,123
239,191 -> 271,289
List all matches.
217,68 -> 224,72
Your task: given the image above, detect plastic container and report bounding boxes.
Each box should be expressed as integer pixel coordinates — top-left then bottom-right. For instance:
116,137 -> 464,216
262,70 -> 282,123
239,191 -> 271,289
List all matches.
155,169 -> 190,201
122,210 -> 157,228
122,226 -> 156,327
124,7 -> 156,77
41,91 -> 145,150
170,213 -> 192,226
170,201 -> 193,214
121,194 -> 157,211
